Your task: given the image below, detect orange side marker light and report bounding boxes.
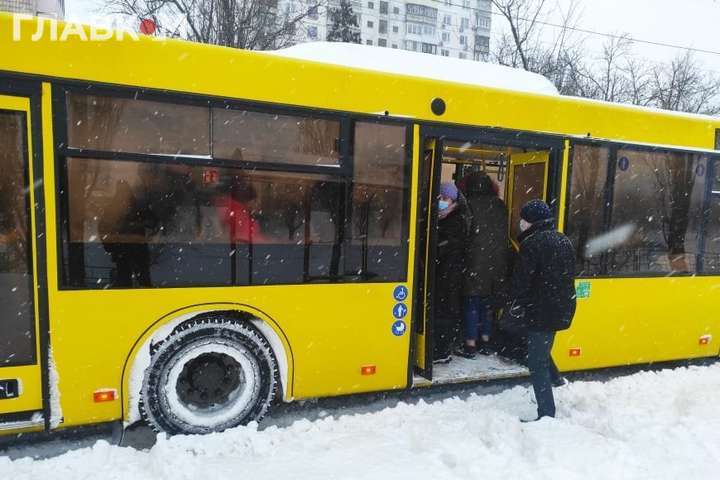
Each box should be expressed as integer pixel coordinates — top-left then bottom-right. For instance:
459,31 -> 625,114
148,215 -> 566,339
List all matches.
361,365 -> 376,375
93,389 -> 117,403
699,335 -> 712,346
569,348 -> 582,357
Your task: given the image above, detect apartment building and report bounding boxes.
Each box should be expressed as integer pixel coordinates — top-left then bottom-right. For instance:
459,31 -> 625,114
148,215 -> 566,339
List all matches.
286,0 -> 492,61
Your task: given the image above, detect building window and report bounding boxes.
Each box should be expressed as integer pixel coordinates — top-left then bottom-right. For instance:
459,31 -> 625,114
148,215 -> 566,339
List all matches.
442,32 -> 450,42
421,43 -> 437,54
459,52 -> 466,59
378,38 -> 387,47
566,144 -> 720,276
459,35 -> 466,45
475,35 -> 490,49
368,1 -> 374,8
443,15 -> 451,25
392,43 -> 398,48
308,5 -> 318,20
405,3 -> 437,20
392,25 -> 399,33
307,26 -> 318,39
366,39 -> 373,45
393,6 -> 400,14
367,20 -> 374,28
379,19 -> 387,34
379,1 -> 388,14
441,49 -> 449,56
404,40 -> 418,51
477,15 -> 491,30
461,17 -> 469,30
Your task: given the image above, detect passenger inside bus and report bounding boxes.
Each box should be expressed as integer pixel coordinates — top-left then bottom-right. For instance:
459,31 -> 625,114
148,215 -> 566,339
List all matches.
433,141 -> 526,369
432,182 -> 468,364
456,171 -> 510,359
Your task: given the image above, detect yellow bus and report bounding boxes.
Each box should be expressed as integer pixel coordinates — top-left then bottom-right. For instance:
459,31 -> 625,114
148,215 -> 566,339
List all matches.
1,13 -> 719,436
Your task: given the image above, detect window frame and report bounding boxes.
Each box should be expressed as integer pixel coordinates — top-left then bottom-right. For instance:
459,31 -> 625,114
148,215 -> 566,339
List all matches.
53,83 -> 414,289
565,138 -> 720,278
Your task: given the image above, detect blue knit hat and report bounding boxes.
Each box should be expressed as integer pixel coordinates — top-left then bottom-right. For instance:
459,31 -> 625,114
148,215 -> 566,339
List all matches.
520,199 -> 552,223
439,182 -> 458,201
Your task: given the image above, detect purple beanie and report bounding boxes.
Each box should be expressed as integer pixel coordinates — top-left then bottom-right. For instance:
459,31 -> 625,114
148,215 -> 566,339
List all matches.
439,182 -> 458,201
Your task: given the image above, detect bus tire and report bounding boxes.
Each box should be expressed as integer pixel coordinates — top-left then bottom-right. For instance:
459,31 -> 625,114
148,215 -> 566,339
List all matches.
140,315 -> 278,435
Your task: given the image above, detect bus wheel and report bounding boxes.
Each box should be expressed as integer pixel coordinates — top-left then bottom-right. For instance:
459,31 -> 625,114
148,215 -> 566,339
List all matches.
140,316 -> 278,435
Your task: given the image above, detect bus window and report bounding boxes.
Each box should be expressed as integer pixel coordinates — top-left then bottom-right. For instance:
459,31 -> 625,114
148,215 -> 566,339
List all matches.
66,92 -> 210,156
0,111 -> 34,365
610,149 -> 707,275
564,145 -> 611,276
62,158 -> 345,288
212,108 -> 340,167
348,122 -> 409,281
706,164 -> 720,273
566,144 -> 719,276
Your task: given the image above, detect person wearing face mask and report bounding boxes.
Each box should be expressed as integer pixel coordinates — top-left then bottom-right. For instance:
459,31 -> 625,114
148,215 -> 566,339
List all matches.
505,199 -> 576,422
433,182 -> 468,364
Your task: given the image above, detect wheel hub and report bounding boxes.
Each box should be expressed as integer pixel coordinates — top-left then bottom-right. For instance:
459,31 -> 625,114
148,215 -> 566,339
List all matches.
176,352 -> 244,410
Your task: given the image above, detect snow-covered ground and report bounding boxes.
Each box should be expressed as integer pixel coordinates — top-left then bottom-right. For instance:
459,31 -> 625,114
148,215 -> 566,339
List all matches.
3,363 -> 720,480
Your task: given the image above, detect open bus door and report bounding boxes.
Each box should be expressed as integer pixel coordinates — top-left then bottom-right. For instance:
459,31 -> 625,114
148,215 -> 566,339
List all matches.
0,92 -> 45,430
506,151 -> 550,248
412,137 -> 442,380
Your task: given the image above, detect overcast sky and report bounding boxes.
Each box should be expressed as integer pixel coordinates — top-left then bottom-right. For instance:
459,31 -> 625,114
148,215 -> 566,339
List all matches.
64,0 -> 720,74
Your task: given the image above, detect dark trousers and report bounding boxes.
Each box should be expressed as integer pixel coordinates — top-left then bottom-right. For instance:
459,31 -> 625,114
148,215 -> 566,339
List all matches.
462,296 -> 493,342
527,330 -> 562,418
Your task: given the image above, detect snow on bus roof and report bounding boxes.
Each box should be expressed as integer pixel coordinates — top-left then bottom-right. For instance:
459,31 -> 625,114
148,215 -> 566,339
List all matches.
267,42 -> 559,96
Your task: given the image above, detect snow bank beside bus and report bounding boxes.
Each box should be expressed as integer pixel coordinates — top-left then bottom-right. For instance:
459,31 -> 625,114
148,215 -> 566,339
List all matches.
4,363 -> 720,479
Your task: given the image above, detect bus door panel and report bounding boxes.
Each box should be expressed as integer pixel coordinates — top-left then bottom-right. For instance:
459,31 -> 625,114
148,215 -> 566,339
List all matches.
412,138 -> 442,379
507,151 -> 550,248
0,94 -> 43,417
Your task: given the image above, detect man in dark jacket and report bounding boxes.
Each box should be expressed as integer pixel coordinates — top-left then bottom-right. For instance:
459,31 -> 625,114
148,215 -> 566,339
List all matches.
433,182 -> 468,363
507,199 -> 576,421
457,172 -> 510,358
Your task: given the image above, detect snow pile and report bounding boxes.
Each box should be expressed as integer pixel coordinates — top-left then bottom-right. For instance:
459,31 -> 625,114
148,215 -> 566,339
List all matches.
4,364 -> 720,479
268,42 -> 559,96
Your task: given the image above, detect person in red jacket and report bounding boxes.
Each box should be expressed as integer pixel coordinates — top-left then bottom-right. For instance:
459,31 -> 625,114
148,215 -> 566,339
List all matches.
216,180 -> 266,244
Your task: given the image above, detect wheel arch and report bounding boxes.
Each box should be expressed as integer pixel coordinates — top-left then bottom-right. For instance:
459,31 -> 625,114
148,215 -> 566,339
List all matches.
120,302 -> 295,425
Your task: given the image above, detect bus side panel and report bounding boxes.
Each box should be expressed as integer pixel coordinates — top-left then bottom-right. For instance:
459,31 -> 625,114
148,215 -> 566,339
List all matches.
554,277 -> 720,371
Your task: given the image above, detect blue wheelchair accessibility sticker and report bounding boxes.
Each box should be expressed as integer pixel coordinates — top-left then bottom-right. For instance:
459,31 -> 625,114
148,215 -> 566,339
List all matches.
392,303 -> 408,319
393,285 -> 408,302
392,320 -> 407,337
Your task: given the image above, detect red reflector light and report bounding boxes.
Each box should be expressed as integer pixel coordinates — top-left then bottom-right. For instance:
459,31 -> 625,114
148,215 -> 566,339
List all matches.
699,335 -> 712,346
361,365 -> 376,375
93,389 -> 116,403
569,348 -> 582,357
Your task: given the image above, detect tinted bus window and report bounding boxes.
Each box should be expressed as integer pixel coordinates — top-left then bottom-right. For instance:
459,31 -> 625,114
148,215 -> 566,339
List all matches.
212,108 -> 340,166
66,93 -> 210,156
348,122 -> 409,281
62,158 -> 344,288
701,161 -> 720,273
565,145 -> 611,275
609,149 -> 708,275
0,112 -> 35,365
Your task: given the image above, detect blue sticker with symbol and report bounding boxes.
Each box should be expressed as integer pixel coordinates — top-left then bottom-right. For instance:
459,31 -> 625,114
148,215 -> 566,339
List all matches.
618,157 -> 629,171
392,303 -> 408,319
392,320 -> 407,337
393,285 -> 408,302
